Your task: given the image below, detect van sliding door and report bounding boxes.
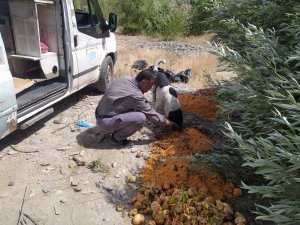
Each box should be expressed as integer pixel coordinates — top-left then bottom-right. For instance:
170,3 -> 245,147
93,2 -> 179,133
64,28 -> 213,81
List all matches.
72,0 -> 106,90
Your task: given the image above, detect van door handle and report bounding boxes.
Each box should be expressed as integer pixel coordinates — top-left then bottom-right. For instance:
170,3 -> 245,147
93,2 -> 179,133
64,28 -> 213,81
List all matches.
74,35 -> 78,47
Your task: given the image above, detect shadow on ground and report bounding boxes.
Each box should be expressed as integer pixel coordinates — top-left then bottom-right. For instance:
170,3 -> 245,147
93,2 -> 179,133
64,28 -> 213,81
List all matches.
76,129 -> 153,150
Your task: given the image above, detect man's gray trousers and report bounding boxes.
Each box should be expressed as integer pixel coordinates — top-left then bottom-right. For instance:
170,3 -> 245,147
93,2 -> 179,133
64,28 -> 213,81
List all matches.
96,112 -> 146,141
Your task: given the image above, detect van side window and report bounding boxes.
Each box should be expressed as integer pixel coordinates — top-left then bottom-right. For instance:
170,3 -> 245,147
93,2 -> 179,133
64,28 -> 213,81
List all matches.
73,0 -> 103,29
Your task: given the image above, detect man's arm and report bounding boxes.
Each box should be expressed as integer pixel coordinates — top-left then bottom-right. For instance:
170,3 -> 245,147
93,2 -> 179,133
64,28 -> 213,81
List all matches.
113,96 -> 173,126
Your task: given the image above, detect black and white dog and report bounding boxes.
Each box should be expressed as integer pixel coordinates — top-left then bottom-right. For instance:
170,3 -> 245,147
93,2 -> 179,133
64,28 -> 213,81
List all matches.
152,59 -> 183,131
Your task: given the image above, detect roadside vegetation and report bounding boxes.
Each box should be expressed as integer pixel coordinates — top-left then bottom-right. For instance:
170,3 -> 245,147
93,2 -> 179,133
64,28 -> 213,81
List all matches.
115,39 -> 219,88
100,0 -> 300,224
88,158 -> 110,173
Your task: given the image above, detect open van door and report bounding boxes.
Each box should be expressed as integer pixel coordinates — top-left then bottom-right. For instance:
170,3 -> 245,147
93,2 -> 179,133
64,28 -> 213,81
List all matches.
0,32 -> 18,139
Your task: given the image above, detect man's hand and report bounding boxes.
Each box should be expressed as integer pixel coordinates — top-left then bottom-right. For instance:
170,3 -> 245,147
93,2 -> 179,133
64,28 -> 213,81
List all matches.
163,119 -> 182,131
164,119 -> 174,127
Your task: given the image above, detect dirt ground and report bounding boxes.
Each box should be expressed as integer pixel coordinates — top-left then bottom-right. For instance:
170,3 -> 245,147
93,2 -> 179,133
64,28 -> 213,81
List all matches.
0,84 -> 208,225
0,35 -> 268,225
0,87 -> 145,224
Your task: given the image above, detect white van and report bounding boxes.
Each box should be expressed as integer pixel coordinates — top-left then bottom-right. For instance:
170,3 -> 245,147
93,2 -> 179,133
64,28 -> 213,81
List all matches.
0,0 -> 117,139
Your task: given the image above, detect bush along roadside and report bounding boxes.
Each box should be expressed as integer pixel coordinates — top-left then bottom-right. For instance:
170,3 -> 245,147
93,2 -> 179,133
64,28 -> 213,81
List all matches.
211,8 -> 300,225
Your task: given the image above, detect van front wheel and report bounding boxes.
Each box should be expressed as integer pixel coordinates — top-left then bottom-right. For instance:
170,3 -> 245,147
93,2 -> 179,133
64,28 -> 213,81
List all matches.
95,56 -> 114,92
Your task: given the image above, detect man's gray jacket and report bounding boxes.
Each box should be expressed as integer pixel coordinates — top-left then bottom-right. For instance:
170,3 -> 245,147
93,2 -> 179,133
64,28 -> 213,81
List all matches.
95,76 -> 167,125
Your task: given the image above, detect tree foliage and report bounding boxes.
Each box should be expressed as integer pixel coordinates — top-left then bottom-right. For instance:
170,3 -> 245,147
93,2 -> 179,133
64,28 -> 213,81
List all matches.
146,0 -> 191,40
99,0 -> 197,38
209,1 -> 300,224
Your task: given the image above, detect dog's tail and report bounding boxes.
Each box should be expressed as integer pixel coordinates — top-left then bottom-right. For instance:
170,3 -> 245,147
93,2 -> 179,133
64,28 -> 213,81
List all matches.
153,59 -> 166,71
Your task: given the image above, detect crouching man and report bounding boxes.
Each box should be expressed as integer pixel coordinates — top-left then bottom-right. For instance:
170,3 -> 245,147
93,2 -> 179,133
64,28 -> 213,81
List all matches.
94,69 -> 174,147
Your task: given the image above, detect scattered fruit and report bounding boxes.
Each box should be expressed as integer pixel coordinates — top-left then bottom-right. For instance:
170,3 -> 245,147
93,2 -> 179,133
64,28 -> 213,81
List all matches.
132,214 -> 145,225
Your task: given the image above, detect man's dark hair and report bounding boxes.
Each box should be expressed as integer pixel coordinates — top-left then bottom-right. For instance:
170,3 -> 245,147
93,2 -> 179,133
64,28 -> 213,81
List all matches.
135,69 -> 157,82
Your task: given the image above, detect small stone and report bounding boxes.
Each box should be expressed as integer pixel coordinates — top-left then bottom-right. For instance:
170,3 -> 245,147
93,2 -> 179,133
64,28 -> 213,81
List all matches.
55,190 -> 63,196
8,150 -> 18,155
8,181 -> 14,186
102,185 -> 113,192
82,188 -> 92,194
120,190 -> 126,196
114,172 -> 122,178
73,156 -> 85,166
68,162 -> 77,169
60,198 -> 67,203
116,203 -> 126,212
137,165 -> 144,170
53,118 -> 64,124
40,162 -> 50,166
0,194 -> 8,198
29,192 -> 35,198
70,180 -> 79,186
42,185 -> 55,193
121,210 -> 127,218
73,186 -> 82,192
56,146 -> 72,151
60,167 -> 68,175
96,179 -> 103,187
136,152 -> 143,158
54,205 -> 60,215
79,150 -> 85,156
111,162 -> 117,168
44,166 -> 55,172
29,140 -> 39,145
128,176 -> 137,183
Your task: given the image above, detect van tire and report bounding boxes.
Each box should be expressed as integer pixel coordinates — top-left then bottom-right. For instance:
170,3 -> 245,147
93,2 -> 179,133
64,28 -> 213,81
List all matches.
95,56 -> 114,92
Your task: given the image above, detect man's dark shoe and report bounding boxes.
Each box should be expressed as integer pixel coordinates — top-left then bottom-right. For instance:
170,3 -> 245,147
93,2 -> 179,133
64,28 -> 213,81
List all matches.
110,135 -> 130,147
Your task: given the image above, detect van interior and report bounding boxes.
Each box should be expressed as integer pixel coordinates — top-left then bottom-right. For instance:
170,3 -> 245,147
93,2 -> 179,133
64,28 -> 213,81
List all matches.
0,0 -> 67,114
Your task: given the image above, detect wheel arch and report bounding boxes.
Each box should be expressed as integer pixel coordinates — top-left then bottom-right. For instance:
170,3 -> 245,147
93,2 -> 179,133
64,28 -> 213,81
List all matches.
106,51 -> 117,66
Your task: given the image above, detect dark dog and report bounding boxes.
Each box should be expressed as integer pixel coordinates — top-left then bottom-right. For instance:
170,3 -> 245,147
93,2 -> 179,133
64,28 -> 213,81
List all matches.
152,59 -> 183,130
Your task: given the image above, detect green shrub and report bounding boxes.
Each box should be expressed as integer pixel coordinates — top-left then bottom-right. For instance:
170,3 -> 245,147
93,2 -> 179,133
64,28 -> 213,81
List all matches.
112,0 -> 150,35
212,13 -> 300,225
189,0 -> 213,35
146,0 -> 191,40
98,0 -> 117,18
